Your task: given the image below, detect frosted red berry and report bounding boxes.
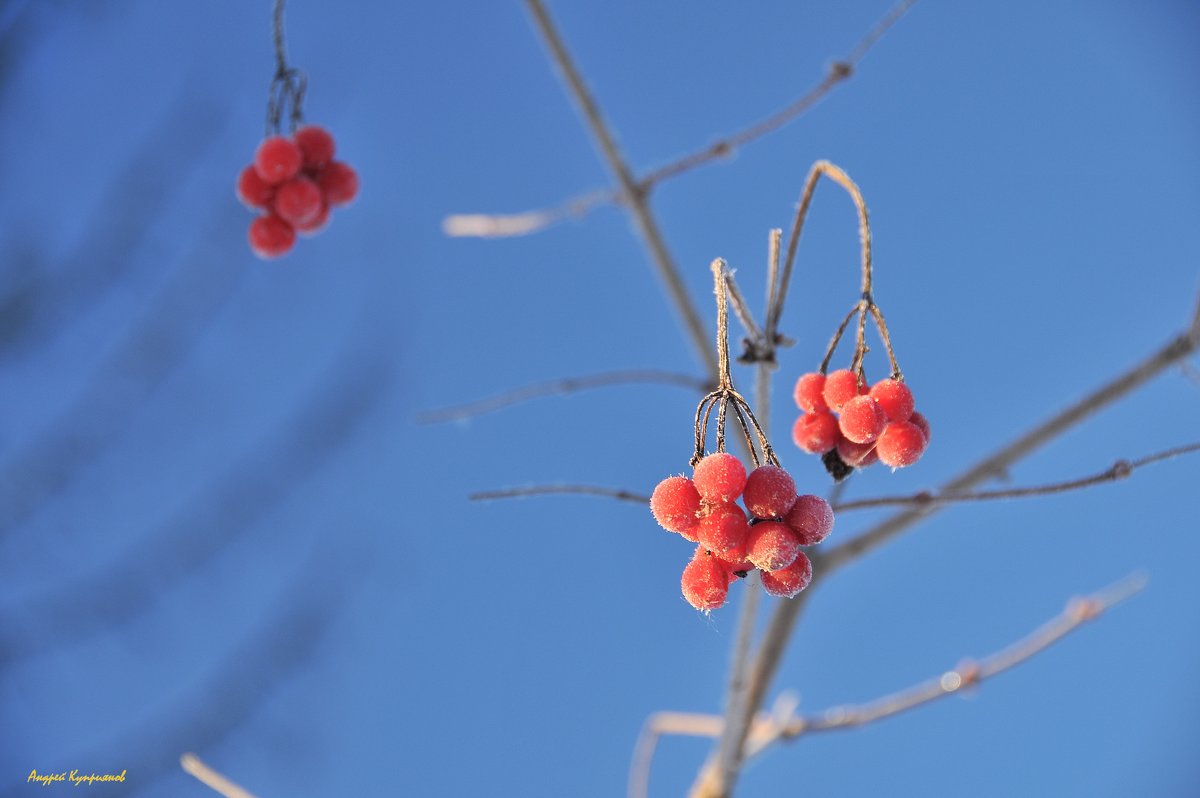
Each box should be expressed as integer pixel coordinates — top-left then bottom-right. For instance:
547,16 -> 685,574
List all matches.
793,372 -> 828,413
870,378 -> 914,423
910,410 -> 931,443
693,453 -> 747,502
823,369 -> 866,411
248,215 -> 296,259
792,412 -> 840,454
236,165 -> 275,209
876,421 -> 928,468
294,125 -> 336,169
273,176 -> 324,226
254,135 -> 303,185
747,521 -> 801,573
650,476 -> 702,535
784,494 -> 834,546
760,551 -> 813,598
839,395 -> 887,445
698,501 -> 751,559
317,161 -> 359,206
835,435 -> 877,467
681,548 -> 730,611
743,465 -> 796,519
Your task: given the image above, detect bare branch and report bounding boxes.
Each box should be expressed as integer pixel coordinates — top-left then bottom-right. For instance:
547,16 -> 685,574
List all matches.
657,573 -> 1142,797
417,369 -> 710,424
833,441 -> 1200,512
469,484 -> 649,504
524,0 -> 717,379
181,754 -> 260,798
693,289 -> 1200,797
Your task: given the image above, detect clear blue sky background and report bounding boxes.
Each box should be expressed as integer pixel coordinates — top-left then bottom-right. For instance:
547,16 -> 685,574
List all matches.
0,1 -> 1197,796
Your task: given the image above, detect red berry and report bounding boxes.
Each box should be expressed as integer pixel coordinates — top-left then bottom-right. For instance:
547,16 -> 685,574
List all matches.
273,176 -> 324,226
839,395 -> 887,445
910,410 -> 931,443
747,521 -> 801,572
836,436 -> 878,468
650,476 -> 702,535
293,125 -> 336,169
823,369 -> 866,411
317,161 -> 359,206
784,494 -> 834,546
742,465 -> 796,519
793,372 -> 828,413
760,551 -> 813,598
876,421 -> 928,468
248,215 -> 295,259
870,378 -> 915,422
294,202 -> 331,236
698,501 -> 750,559
681,548 -> 730,611
236,164 -> 275,209
693,453 -> 747,502
792,412 -> 840,454
254,135 -> 303,185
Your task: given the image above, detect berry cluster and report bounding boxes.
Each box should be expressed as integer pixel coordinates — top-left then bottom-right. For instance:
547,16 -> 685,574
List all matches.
792,370 -> 930,471
236,126 -> 359,259
651,453 -> 834,611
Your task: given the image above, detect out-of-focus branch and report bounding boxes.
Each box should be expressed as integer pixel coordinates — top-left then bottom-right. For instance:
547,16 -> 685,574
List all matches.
0,97 -> 224,361
446,0 -> 917,241
417,369 -> 710,424
0,209 -> 247,538
181,754 -> 260,798
0,336 -> 390,667
833,441 -> 1200,512
638,574 -> 1142,797
524,0 -> 717,379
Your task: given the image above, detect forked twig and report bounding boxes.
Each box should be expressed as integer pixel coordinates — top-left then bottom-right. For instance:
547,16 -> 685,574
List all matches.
636,573 -> 1143,798
446,0 -> 917,240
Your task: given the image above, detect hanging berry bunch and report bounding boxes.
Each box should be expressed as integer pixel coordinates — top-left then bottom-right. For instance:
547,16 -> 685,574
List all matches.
781,163 -> 930,479
236,0 -> 359,260
650,260 -> 834,612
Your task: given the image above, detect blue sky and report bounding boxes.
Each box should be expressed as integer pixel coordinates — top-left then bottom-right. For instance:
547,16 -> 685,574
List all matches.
0,1 -> 1198,796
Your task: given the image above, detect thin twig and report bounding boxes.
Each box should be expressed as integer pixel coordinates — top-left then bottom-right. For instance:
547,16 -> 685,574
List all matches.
524,0 -> 717,379
181,754 -> 259,798
833,441 -> 1200,512
417,369 -> 710,424
446,0 -> 917,240
723,270 -> 764,345
468,484 -> 650,504
648,573 -> 1144,789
